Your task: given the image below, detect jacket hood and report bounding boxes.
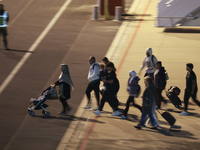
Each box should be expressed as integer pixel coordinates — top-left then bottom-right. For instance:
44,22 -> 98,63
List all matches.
129,70 -> 137,79
146,47 -> 152,56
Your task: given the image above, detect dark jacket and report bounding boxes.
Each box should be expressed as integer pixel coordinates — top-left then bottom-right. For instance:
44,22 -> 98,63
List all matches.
154,67 -> 166,90
142,84 -> 156,114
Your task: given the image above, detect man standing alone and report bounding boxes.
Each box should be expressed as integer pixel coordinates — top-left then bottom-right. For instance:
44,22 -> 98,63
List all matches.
0,4 -> 9,50
181,63 -> 200,116
85,56 -> 100,109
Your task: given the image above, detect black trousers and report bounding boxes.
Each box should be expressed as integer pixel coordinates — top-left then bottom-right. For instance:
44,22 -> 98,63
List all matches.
85,80 -> 100,106
123,96 -> 142,117
0,28 -> 8,47
99,91 -> 119,111
59,96 -> 70,113
155,88 -> 166,108
184,90 -> 200,111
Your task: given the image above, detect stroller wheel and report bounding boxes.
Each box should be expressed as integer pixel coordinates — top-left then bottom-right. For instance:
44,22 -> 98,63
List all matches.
46,112 -> 51,117
28,110 -> 35,116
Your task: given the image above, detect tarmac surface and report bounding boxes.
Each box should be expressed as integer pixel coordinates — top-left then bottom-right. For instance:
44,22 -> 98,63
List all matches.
0,0 -> 200,150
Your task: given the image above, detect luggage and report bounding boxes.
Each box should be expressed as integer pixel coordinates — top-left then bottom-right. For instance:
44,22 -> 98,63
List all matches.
165,86 -> 182,108
157,110 -> 176,127
166,92 -> 182,108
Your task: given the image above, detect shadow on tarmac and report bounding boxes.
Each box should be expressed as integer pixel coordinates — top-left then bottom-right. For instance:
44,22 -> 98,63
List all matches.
32,114 -> 105,124
164,28 -> 200,33
0,48 -> 34,53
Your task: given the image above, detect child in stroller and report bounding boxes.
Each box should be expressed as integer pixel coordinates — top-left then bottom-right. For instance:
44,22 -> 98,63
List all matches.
166,86 -> 182,109
28,85 -> 55,117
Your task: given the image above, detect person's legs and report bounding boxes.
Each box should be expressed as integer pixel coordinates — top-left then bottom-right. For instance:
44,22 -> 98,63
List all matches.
93,81 -> 100,106
149,113 -> 158,127
99,92 -> 107,111
2,29 -> 8,49
123,96 -> 133,117
183,90 -> 190,112
139,113 -> 148,126
156,88 -> 162,108
59,97 -> 67,113
191,90 -> 200,107
85,83 -> 93,105
132,98 -> 142,112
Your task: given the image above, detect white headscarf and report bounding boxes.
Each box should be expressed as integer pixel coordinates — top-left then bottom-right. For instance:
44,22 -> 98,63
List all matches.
129,70 -> 137,84
59,64 -> 74,91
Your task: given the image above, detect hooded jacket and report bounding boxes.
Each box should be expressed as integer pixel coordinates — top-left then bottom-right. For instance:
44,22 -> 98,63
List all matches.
127,70 -> 141,97
140,48 -> 157,74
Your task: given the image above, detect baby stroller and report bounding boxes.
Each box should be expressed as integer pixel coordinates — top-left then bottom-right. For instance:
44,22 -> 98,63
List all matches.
28,85 -> 57,117
166,86 -> 182,109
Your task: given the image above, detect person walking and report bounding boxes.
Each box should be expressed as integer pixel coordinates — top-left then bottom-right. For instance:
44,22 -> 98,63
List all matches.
85,56 -> 100,109
0,4 -> 9,50
134,76 -> 158,129
180,63 -> 200,116
54,64 -> 74,115
154,61 -> 168,109
121,70 -> 142,119
93,62 -> 120,116
138,47 -> 157,79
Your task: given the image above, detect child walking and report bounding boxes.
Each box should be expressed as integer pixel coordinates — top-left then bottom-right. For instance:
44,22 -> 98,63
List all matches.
121,70 -> 142,119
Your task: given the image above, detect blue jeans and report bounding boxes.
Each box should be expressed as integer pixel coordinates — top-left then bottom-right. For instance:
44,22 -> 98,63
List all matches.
139,113 -> 158,127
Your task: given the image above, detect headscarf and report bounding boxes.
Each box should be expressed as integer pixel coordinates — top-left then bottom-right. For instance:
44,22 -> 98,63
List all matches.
129,70 -> 137,84
59,64 -> 74,91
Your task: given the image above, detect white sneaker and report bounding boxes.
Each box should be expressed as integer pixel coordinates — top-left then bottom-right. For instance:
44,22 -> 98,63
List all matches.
112,111 -> 120,116
85,105 -> 91,109
180,111 -> 189,116
93,107 -> 99,111
93,110 -> 101,116
121,115 -> 126,119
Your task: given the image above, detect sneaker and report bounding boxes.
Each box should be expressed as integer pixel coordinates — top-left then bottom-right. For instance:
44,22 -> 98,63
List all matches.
134,125 -> 142,130
93,110 -> 101,116
180,111 -> 189,116
5,46 -> 9,50
85,105 -> 91,109
121,115 -> 127,119
93,107 -> 99,111
150,126 -> 158,130
112,111 -> 120,116
59,112 -> 67,116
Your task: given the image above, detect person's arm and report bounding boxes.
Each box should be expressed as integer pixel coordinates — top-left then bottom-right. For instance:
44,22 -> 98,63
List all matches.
138,58 -> 146,75
7,12 -> 9,23
102,78 -> 113,84
191,80 -> 196,95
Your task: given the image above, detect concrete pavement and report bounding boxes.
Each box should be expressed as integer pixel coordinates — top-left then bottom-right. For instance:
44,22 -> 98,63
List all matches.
58,0 -> 200,149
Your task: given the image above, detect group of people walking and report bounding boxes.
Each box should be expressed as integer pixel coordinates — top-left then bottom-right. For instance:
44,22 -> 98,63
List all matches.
52,47 -> 200,130
84,47 -> 200,129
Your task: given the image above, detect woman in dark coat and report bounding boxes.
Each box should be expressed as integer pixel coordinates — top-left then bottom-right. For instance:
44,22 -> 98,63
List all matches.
54,64 -> 74,115
135,76 -> 158,129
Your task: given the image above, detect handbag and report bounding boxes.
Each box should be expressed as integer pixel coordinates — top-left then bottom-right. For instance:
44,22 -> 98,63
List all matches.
48,88 -> 58,100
